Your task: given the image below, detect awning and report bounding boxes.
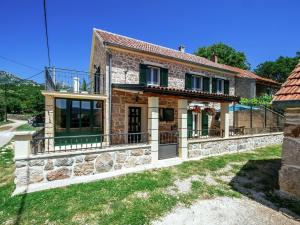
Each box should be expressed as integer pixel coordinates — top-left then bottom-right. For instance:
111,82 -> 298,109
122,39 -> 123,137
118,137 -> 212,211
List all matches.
229,104 -> 259,111
112,84 -> 240,103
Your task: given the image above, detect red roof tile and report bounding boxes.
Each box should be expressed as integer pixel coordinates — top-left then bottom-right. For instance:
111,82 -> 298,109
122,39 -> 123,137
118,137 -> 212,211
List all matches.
273,61 -> 300,102
95,28 -> 278,86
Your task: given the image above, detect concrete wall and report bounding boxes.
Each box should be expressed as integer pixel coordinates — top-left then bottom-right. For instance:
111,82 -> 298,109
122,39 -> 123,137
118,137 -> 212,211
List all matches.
279,108 -> 300,198
188,133 -> 283,158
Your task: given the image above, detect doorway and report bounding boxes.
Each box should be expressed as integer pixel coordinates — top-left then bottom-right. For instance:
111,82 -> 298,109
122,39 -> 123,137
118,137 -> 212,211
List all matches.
128,107 -> 141,143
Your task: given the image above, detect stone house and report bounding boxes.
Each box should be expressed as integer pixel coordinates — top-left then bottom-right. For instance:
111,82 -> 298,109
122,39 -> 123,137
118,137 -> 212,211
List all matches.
273,60 -> 300,198
12,29 -> 283,194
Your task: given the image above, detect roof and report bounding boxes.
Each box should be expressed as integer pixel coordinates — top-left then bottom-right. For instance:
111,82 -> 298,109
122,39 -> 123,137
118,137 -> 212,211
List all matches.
95,28 -> 279,86
112,84 -> 240,103
273,60 -> 300,107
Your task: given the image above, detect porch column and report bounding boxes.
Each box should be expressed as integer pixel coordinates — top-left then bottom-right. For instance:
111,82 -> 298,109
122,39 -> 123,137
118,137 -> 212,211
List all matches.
148,97 -> 159,163
178,99 -> 188,159
220,102 -> 230,138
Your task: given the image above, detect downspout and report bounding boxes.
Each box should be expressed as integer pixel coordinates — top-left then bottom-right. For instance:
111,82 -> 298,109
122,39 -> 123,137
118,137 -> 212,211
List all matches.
108,54 -> 112,140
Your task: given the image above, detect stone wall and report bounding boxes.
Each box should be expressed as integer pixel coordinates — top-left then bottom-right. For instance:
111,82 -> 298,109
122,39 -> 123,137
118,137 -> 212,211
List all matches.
279,108 -> 300,198
112,90 -> 178,133
188,133 -> 283,158
109,49 -> 235,96
15,145 -> 151,188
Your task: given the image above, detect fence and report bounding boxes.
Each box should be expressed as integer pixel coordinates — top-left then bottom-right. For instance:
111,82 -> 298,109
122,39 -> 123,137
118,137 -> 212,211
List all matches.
45,67 -> 105,95
31,132 -> 149,154
188,129 -> 222,139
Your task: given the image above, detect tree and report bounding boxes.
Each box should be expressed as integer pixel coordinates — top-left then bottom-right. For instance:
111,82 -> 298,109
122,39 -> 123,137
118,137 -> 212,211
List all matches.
255,52 -> 300,83
195,43 -> 251,70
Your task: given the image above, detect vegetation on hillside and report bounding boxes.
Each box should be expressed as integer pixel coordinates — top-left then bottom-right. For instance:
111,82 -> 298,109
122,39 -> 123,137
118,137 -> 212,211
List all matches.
0,71 -> 44,121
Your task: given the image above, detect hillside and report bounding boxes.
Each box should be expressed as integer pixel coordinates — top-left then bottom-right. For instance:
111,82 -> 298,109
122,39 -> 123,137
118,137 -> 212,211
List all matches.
0,71 -> 38,85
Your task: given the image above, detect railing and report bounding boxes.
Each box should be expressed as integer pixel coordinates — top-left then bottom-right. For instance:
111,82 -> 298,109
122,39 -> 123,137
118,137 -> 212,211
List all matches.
188,129 -> 223,139
45,67 -> 105,95
159,131 -> 178,144
31,132 -> 149,154
229,127 -> 283,137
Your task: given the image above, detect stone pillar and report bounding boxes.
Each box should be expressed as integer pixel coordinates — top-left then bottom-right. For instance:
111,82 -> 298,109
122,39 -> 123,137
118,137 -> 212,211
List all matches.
45,95 -> 55,151
279,107 -> 300,198
14,132 -> 34,158
220,102 -> 230,138
148,97 -> 159,163
178,99 -> 188,159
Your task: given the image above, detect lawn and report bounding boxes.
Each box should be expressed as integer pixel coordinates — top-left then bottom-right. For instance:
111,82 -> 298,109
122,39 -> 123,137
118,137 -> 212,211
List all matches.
0,144 -> 299,225
15,124 -> 42,131
0,120 -> 12,127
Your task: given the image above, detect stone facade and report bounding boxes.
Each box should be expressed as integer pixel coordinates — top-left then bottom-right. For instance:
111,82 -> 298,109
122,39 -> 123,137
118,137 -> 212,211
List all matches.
235,77 -> 256,98
188,133 -> 283,158
14,145 -> 151,187
279,108 -> 300,198
109,49 -> 236,95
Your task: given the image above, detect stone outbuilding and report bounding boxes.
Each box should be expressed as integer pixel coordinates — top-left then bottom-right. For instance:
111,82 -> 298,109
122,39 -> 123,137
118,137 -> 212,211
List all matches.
273,60 -> 300,198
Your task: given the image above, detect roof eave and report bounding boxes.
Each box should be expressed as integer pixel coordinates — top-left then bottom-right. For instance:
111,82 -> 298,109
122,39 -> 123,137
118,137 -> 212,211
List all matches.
104,42 -> 238,75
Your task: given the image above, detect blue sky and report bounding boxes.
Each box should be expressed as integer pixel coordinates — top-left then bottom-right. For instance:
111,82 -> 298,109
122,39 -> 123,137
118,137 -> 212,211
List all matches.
0,0 -> 299,83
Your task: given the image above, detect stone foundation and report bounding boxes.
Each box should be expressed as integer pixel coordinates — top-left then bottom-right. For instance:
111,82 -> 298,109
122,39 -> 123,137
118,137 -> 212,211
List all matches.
15,145 -> 151,188
188,133 -> 283,158
279,108 -> 300,198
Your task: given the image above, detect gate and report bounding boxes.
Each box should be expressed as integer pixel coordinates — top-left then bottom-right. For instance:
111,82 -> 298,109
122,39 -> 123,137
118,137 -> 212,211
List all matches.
159,131 -> 178,160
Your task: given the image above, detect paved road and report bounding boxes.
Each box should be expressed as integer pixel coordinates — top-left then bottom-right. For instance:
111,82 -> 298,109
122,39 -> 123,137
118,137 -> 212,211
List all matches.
0,120 -> 27,148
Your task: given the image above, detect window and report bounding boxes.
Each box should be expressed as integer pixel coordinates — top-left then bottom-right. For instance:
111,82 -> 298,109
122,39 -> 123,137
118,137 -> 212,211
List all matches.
216,79 -> 224,93
159,108 -> 174,122
146,66 -> 160,85
192,76 -> 203,91
55,98 -> 103,136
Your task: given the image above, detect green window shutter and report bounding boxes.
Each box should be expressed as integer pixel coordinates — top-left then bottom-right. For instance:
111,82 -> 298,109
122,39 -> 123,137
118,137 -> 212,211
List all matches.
139,64 -> 147,85
185,73 -> 192,89
224,80 -> 229,94
201,112 -> 209,135
202,77 -> 210,92
160,68 -> 168,87
212,78 -> 217,93
187,110 -> 193,138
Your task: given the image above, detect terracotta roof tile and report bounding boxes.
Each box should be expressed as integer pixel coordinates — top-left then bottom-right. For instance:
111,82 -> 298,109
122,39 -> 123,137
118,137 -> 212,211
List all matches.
273,61 -> 300,102
95,28 -> 278,86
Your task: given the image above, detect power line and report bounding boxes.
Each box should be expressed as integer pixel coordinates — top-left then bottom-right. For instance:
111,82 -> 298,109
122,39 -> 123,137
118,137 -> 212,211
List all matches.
43,0 -> 51,67
0,55 -> 41,71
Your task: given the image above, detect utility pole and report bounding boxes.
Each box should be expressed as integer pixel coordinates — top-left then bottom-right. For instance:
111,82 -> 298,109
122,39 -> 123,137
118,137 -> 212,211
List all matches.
4,83 -> 7,122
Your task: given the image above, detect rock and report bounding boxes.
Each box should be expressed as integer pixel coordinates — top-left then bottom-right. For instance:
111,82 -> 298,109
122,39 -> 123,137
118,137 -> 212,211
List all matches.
131,149 -> 144,156
144,148 -> 151,155
54,158 -> 74,167
282,137 -> 300,166
138,155 -> 152,164
124,157 -> 138,168
279,165 -> 300,198
15,160 -> 27,168
15,167 -> 44,185
44,160 -> 54,170
47,167 -> 71,181
114,164 -> 122,170
29,159 -> 45,167
84,154 -> 98,161
116,152 -> 127,163
75,155 -> 84,163
74,162 -> 94,176
95,153 -> 113,173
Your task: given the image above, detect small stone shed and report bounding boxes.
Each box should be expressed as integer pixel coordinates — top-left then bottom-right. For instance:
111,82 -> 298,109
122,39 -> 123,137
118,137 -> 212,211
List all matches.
273,60 -> 300,198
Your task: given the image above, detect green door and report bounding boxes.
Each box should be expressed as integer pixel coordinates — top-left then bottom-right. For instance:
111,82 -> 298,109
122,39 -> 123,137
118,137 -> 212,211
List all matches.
187,110 -> 193,138
201,112 -> 209,135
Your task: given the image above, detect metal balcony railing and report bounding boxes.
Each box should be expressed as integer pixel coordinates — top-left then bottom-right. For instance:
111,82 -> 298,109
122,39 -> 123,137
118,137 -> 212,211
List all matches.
45,67 -> 105,95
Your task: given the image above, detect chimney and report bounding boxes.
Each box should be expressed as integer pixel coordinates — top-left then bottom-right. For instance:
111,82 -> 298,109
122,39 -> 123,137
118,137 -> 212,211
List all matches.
211,53 -> 218,63
178,45 -> 185,53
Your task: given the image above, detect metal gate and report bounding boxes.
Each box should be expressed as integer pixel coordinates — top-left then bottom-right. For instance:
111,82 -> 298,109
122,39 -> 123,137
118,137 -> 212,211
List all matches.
159,131 -> 178,160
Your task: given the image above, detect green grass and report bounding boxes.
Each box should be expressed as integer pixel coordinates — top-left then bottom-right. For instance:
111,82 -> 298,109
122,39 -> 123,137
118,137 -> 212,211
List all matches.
0,144 -> 299,225
15,124 -> 41,131
0,120 -> 12,127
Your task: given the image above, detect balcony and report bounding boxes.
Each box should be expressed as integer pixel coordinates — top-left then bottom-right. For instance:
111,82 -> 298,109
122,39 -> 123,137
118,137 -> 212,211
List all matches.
45,67 -> 105,95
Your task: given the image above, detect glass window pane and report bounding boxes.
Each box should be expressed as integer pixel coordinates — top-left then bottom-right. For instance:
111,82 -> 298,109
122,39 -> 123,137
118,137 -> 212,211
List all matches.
71,100 -> 80,129
81,101 -> 91,129
93,101 -> 103,133
152,68 -> 158,83
55,99 -> 67,133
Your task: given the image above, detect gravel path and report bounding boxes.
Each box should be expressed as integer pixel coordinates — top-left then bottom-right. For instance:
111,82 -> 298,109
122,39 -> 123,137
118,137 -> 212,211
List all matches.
153,197 -> 300,225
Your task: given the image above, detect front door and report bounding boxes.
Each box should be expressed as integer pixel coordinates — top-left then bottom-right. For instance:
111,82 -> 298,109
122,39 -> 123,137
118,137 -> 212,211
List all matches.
128,107 -> 141,143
